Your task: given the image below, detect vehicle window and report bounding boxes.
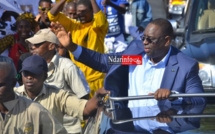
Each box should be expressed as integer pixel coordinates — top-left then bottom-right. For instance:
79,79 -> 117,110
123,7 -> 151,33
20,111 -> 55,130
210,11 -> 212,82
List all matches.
195,0 -> 215,32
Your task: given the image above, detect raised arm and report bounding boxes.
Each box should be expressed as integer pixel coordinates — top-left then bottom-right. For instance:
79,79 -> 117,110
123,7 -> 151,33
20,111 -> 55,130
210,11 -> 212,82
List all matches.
91,0 -> 101,13
50,22 -> 112,73
50,0 -> 67,16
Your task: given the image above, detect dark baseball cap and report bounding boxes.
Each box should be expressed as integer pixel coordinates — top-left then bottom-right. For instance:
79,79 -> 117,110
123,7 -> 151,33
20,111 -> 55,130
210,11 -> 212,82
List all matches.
20,55 -> 48,75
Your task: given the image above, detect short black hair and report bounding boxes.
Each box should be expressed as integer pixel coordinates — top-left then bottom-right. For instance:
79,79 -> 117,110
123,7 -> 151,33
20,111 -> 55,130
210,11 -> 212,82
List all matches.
77,0 -> 93,10
39,0 -> 52,6
65,2 -> 77,9
150,18 -> 174,39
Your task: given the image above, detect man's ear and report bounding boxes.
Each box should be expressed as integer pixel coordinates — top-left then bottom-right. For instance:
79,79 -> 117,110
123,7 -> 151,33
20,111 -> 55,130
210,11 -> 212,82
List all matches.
164,36 -> 171,47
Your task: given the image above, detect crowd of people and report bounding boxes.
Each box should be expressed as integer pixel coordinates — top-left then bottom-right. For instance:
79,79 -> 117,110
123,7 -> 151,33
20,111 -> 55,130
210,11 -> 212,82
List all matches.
0,0 -> 206,133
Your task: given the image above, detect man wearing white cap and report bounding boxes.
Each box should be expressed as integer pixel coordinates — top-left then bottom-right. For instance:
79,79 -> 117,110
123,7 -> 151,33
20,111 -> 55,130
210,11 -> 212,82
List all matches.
25,28 -> 90,133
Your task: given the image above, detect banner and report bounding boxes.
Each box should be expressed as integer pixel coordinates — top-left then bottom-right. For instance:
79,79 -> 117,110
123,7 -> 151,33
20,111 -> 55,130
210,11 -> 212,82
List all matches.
0,0 -> 40,16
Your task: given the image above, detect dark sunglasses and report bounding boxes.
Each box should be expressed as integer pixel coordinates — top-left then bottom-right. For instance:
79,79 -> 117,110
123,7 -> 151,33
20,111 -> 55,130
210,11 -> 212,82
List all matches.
141,36 -> 159,44
28,42 -> 46,48
39,6 -> 51,12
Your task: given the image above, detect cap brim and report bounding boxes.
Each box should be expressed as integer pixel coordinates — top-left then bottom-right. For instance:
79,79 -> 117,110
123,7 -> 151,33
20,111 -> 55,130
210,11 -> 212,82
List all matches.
20,67 -> 42,75
25,35 -> 45,45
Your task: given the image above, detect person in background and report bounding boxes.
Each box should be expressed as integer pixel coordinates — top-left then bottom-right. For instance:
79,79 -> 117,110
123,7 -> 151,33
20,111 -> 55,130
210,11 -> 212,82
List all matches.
26,28 -> 90,133
51,18 -> 206,108
26,28 -> 90,99
48,0 -> 108,99
0,56 -> 67,133
131,0 -> 152,32
124,0 -> 152,43
96,0 -> 128,53
15,55 -> 110,133
63,1 -> 78,20
0,12 -> 38,68
36,0 -> 52,29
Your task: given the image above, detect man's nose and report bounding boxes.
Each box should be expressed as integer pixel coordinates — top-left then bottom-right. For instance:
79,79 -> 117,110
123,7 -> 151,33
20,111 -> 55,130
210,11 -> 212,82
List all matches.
143,39 -> 148,45
26,74 -> 33,79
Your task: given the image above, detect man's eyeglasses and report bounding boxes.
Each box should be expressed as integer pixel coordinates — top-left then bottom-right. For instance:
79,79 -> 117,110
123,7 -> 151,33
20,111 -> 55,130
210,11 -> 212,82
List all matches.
39,6 -> 51,12
141,36 -> 159,44
28,42 -> 45,48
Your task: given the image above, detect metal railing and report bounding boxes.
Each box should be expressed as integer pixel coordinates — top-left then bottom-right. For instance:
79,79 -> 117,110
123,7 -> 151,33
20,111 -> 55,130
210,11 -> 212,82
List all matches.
108,93 -> 215,110
112,113 -> 215,124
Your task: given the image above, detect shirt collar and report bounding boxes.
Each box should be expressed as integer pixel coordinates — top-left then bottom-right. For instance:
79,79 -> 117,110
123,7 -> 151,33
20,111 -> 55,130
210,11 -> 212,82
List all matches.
17,85 -> 47,101
34,85 -> 47,100
3,94 -> 19,112
49,53 -> 60,69
143,46 -> 172,67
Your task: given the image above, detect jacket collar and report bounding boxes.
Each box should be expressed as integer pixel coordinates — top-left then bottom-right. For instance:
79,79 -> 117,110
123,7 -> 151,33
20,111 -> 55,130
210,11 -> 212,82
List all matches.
160,47 -> 179,89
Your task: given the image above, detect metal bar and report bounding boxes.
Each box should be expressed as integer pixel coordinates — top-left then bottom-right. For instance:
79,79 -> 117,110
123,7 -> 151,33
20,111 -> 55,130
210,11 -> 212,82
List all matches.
112,113 -> 215,124
109,93 -> 215,101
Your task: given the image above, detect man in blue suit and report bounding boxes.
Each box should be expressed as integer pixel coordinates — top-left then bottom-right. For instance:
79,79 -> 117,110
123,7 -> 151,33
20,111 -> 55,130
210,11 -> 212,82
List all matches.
51,18 -> 206,106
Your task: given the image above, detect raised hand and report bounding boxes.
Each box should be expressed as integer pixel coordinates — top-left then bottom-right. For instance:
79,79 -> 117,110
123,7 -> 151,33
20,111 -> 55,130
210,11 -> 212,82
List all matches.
50,22 -> 77,51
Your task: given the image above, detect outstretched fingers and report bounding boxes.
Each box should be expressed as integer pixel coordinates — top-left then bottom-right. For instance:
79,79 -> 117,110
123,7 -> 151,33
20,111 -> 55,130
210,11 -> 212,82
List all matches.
50,22 -> 65,35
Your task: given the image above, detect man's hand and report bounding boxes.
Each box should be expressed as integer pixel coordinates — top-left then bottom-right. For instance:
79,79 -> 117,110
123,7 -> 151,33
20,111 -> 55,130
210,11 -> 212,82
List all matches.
83,87 -> 110,119
149,89 -> 178,101
50,22 -> 77,52
148,89 -> 171,100
156,108 -> 177,123
95,87 -> 111,105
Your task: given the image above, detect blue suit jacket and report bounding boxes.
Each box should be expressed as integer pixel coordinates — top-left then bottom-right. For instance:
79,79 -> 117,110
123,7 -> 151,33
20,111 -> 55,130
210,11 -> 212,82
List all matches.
77,40 -> 206,104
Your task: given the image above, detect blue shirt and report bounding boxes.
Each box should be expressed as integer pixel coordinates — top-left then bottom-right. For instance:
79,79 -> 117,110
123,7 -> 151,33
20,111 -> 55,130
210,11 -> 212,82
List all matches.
128,47 -> 172,107
96,0 -> 128,37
